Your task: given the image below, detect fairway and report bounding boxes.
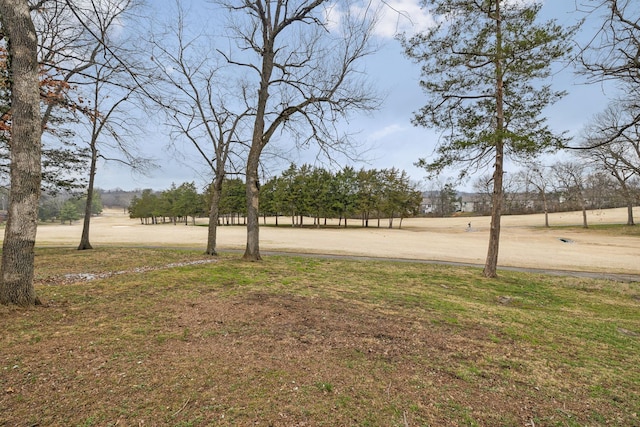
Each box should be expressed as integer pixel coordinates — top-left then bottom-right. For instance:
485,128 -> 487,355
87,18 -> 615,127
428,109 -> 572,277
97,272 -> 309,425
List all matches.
33,207 -> 640,276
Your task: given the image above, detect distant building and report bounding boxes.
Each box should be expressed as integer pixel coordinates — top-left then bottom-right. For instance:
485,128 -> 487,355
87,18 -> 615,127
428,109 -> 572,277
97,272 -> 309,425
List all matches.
421,192 -> 476,215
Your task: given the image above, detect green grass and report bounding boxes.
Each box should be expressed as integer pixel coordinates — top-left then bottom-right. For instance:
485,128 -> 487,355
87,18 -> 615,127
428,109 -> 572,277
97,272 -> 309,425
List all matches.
548,222 -> 640,237
1,248 -> 639,426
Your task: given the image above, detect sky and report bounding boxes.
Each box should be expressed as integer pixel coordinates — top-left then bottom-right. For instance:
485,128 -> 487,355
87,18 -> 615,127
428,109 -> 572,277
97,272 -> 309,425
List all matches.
93,0 -> 616,193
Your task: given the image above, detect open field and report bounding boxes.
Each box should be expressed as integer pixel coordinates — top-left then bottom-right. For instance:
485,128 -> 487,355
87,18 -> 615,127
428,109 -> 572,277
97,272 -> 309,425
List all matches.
1,248 -> 639,426
33,206 -> 640,275
1,209 -> 638,425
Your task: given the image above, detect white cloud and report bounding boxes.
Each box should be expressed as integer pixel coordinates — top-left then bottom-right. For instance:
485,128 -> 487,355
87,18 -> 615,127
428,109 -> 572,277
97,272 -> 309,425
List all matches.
368,123 -> 407,141
368,0 -> 543,38
372,0 -> 435,38
324,0 -> 435,40
504,0 -> 543,8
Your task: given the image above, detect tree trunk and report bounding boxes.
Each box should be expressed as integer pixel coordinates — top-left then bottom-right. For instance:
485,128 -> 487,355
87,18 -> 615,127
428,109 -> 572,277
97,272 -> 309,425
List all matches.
243,26 -> 276,261
78,141 -> 98,250
0,1 -> 43,306
206,175 -> 223,255
542,192 -> 549,228
243,150 -> 262,261
621,185 -> 635,226
484,144 -> 504,278
483,0 -> 503,279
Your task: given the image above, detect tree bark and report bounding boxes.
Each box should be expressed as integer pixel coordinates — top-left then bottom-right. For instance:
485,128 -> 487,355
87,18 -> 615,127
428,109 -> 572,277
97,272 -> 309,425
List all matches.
626,202 -> 635,226
542,192 -> 549,228
484,143 -> 504,278
243,149 -> 262,260
206,175 -> 223,255
243,18 -> 275,261
483,0 -> 504,279
0,1 -> 43,306
621,185 -> 635,226
78,144 -> 98,250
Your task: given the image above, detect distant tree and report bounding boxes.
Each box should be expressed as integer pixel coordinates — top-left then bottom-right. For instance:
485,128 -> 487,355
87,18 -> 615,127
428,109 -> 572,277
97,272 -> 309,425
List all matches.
433,182 -> 457,218
219,178 -> 245,225
148,2 -> 250,254
356,168 -> 382,227
128,189 -> 158,224
553,162 -> 590,228
579,0 -> 640,140
332,167 -> 359,228
258,176 -> 277,224
309,167 -> 333,227
291,164 -> 313,227
580,103 -> 639,225
401,0 -> 575,277
175,182 -> 202,225
379,168 -> 421,228
158,183 -> 179,224
585,170 -> 620,209
518,163 -> 554,227
59,200 -> 80,225
38,194 -> 63,222
278,164 -> 301,226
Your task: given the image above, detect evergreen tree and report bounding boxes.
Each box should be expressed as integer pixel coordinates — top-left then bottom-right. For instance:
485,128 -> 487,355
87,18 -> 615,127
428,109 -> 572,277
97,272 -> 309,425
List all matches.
401,0 -> 576,277
59,200 -> 80,225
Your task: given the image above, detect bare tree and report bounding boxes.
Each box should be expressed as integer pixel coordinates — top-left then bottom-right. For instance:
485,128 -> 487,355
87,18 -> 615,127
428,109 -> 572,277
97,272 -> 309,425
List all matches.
553,162 -> 590,229
65,0 -> 149,250
518,163 -> 554,227
35,0 -> 153,250
148,3 -> 251,255
218,0 -> 380,261
578,0 -> 640,147
580,102 -> 639,225
77,56 -> 139,250
0,1 -> 42,305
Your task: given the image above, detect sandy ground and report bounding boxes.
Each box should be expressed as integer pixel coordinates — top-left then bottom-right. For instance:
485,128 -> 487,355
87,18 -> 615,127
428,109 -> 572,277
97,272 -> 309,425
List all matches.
29,207 -> 640,275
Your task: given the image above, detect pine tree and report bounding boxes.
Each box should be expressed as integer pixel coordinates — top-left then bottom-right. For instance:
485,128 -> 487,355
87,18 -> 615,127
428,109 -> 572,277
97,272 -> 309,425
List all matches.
401,0 -> 576,277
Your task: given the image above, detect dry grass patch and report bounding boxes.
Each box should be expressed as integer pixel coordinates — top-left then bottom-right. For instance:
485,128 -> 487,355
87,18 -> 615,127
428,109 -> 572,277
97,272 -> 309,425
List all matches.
1,248 -> 639,426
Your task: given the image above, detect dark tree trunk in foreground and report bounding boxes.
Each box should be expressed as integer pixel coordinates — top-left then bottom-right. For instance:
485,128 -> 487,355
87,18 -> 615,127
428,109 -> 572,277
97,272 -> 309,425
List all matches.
0,1 -> 43,306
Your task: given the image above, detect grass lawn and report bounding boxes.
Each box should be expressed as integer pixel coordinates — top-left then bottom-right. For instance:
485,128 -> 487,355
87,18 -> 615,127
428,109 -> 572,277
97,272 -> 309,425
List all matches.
1,248 -> 639,426
545,223 -> 640,237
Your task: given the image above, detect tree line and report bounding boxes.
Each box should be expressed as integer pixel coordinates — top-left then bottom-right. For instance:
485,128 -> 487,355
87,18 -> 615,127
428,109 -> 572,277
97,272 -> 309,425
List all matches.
128,165 -> 423,229
471,161 -> 640,227
38,193 -> 103,225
